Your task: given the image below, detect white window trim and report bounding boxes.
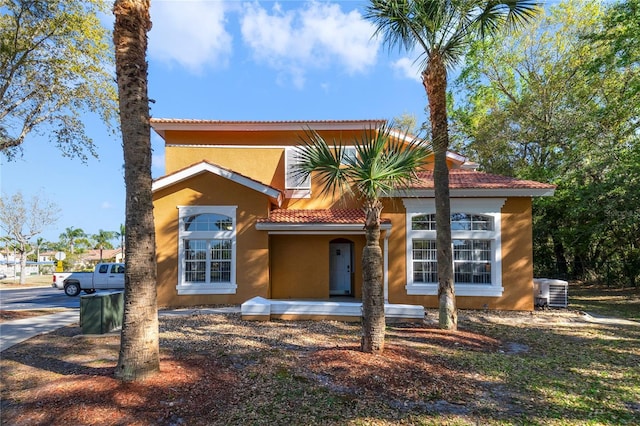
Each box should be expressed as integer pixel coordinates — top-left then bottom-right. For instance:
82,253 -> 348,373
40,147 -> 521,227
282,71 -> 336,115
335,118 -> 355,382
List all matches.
177,205 -> 238,295
285,147 -> 311,198
403,198 -> 505,297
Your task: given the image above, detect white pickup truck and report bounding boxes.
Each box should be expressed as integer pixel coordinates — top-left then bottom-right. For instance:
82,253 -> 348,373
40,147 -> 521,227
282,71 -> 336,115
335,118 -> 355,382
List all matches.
52,262 -> 125,297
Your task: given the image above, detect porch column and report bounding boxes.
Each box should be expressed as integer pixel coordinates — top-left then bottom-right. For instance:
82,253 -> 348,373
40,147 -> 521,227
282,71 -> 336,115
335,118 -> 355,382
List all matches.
383,228 -> 390,303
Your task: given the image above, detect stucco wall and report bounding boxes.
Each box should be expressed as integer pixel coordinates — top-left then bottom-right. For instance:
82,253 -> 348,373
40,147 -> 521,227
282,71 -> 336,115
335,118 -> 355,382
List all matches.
269,235 -> 365,299
384,197 -> 534,311
154,172 -> 272,307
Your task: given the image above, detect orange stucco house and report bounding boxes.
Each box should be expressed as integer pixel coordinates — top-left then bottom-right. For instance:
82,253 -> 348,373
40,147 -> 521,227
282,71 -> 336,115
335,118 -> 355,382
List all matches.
150,118 -> 555,319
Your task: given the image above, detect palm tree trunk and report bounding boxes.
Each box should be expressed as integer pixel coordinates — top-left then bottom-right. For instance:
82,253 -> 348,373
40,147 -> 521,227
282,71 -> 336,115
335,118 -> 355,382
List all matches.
361,199 -> 385,353
113,0 -> 159,381
423,53 -> 457,331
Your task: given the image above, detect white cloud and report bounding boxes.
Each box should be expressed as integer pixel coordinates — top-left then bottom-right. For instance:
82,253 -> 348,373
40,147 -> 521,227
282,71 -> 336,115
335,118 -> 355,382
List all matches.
391,57 -> 422,82
148,1 -> 232,73
240,1 -> 379,88
101,201 -> 113,209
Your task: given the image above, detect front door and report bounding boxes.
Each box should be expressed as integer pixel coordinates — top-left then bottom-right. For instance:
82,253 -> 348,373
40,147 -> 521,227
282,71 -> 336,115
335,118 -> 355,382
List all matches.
330,242 -> 352,296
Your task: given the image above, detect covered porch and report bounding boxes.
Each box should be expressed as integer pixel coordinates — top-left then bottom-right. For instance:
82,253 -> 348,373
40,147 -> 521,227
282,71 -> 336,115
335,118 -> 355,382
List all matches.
241,296 -> 425,322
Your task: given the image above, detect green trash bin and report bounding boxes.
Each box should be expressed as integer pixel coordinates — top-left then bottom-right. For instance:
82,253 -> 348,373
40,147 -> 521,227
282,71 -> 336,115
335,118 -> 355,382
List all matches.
80,291 -> 124,334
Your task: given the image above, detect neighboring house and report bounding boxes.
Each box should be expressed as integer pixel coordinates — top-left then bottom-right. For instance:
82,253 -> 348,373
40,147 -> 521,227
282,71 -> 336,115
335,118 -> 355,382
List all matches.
150,119 -> 555,312
79,249 -> 122,265
39,251 -> 57,263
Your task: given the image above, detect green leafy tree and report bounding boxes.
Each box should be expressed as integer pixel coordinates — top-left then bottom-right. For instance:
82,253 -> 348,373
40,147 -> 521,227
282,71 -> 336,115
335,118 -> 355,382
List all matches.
0,192 -> 60,284
92,229 -> 116,262
297,124 -> 429,353
0,0 -> 117,160
452,0 -> 640,285
113,0 -> 159,381
365,0 -> 539,330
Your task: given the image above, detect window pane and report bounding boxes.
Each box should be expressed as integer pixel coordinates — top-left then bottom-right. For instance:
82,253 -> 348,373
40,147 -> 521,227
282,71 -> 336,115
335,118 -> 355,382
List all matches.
453,240 -> 492,284
451,213 -> 493,231
286,148 -> 311,189
412,214 -> 436,230
185,240 -> 207,282
342,147 -> 357,165
210,239 -> 232,282
412,240 -> 437,283
184,213 -> 233,232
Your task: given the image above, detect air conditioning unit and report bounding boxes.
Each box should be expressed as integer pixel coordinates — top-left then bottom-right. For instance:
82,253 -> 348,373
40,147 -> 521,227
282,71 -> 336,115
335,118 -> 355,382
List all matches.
533,278 -> 568,308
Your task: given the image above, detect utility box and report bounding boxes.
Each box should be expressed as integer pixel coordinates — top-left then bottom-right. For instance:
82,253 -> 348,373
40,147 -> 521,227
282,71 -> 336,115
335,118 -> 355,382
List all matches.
533,278 -> 568,308
80,291 -> 124,334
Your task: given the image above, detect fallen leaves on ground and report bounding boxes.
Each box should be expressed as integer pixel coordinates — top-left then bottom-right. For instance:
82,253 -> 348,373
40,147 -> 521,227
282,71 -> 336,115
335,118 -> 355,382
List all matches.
0,314 -> 506,425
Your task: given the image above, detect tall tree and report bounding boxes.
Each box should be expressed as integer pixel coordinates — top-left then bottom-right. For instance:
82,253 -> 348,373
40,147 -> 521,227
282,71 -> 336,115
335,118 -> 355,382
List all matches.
34,237 -> 44,275
113,0 -> 159,381
365,0 -> 539,330
59,226 -> 87,254
452,0 -> 640,285
0,192 -> 60,284
0,0 -> 117,160
116,223 -> 126,258
92,229 -> 116,262
297,124 -> 429,353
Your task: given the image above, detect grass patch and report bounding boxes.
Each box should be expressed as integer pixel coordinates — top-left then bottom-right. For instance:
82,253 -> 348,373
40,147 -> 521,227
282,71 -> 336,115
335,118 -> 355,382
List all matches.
569,282 -> 640,321
0,274 -> 54,288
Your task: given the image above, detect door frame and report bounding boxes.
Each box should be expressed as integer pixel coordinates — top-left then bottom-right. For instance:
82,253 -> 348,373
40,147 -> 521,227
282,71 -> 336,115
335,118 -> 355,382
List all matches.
329,239 -> 354,296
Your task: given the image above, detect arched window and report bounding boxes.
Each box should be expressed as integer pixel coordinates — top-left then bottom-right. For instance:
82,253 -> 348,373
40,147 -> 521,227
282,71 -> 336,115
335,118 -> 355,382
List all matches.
176,206 -> 237,295
404,199 -> 505,297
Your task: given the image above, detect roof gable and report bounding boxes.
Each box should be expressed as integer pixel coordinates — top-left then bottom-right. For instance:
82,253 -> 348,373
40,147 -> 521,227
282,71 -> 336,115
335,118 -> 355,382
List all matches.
152,161 -> 283,206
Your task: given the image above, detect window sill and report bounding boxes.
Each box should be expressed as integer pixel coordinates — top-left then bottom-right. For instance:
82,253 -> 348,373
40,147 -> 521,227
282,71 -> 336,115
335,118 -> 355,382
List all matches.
406,283 -> 504,297
177,283 -> 237,295
284,189 -> 311,199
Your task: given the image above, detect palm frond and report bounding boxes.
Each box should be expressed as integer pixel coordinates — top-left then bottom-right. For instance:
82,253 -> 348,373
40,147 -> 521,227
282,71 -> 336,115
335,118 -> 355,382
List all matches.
296,123 -> 431,204
295,128 -> 352,200
474,1 -> 540,38
367,0 -> 540,71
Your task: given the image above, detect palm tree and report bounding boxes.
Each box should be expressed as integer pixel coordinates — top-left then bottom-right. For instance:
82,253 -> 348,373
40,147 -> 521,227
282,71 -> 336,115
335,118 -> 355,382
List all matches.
92,229 -> 116,262
365,0 -> 539,330
116,223 -> 125,260
35,237 -> 45,275
297,124 -> 429,353
59,226 -> 86,254
113,0 -> 159,381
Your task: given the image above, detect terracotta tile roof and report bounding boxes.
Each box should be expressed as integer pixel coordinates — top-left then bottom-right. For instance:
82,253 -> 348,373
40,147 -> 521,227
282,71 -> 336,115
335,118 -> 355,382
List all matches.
80,249 -> 122,261
411,169 -> 556,190
258,209 -> 391,225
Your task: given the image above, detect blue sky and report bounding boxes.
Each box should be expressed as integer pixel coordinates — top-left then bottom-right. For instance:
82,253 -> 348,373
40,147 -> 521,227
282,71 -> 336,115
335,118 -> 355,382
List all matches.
1,0 -> 430,244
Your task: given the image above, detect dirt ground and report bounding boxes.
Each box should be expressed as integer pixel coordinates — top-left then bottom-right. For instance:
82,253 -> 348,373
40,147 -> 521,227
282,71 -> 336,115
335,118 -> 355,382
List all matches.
0,309 -> 592,426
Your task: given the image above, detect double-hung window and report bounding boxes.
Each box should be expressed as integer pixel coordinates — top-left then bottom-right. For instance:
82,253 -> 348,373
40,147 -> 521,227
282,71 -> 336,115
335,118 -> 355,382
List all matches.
177,206 -> 237,295
404,199 -> 505,297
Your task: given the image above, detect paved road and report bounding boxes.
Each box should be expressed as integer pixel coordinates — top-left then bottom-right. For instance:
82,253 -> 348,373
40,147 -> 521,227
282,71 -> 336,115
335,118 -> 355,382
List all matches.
0,287 -> 81,310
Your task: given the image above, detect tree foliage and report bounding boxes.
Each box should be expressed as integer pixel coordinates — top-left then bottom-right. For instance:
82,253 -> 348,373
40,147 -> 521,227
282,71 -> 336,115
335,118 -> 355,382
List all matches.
0,0 -> 117,161
58,226 -> 88,254
365,0 -> 539,330
452,0 -> 640,286
297,124 -> 429,353
0,191 -> 60,284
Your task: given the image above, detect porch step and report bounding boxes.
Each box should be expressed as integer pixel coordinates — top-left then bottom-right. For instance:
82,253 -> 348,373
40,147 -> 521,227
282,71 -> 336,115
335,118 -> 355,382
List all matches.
241,296 -> 425,322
